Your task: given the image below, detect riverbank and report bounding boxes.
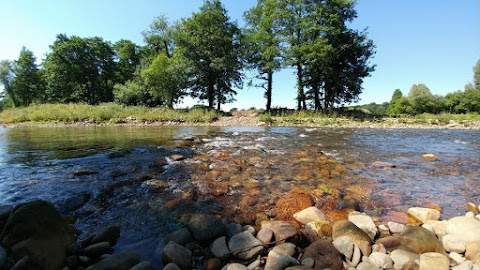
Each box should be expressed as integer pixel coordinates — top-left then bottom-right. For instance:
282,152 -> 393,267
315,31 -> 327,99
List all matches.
1,200 -> 479,270
1,104 -> 480,129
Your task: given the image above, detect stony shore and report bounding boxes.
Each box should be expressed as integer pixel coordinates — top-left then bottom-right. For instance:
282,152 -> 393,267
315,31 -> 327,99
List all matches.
2,114 -> 480,129
1,200 -> 479,270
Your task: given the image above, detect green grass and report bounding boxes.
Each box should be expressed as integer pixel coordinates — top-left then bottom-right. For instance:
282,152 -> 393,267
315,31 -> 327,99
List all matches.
0,103 -> 220,125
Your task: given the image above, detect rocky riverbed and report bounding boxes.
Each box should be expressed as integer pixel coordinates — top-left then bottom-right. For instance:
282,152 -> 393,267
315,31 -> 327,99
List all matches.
1,200 -> 480,270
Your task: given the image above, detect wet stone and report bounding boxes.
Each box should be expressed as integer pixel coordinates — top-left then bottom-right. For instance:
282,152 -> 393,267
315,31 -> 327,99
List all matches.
188,214 -> 226,243
91,225 -> 120,245
264,250 -> 299,270
130,261 -> 155,270
205,258 -> 223,270
164,228 -> 193,246
210,236 -> 230,260
162,241 -> 192,270
163,263 -> 182,270
228,231 -> 264,260
63,194 -> 86,211
302,240 -> 343,270
84,252 -> 140,270
300,257 -> 314,268
256,228 -> 273,245
84,242 -> 111,256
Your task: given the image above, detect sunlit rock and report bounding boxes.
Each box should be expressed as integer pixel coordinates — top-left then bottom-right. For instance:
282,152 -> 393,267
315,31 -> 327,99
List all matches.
419,252 -> 449,270
348,211 -> 378,240
421,154 -> 438,161
407,207 -> 440,223
293,206 -> 327,225
399,226 -> 445,255
332,220 -> 372,256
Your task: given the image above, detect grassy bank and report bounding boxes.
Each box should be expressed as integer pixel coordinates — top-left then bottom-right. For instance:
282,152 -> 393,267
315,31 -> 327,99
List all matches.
0,103 -> 221,125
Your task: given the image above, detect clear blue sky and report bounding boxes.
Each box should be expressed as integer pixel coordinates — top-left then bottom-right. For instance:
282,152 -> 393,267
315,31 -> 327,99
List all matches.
1,0 -> 479,110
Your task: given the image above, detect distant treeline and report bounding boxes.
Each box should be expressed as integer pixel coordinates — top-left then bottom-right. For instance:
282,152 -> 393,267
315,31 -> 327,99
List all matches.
0,0 -> 375,113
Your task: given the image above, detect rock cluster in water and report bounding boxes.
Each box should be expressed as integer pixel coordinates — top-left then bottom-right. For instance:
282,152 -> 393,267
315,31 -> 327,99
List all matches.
1,200 -> 480,270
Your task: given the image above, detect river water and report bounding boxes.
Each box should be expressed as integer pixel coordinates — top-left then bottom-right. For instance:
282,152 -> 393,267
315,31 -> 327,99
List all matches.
0,126 -> 479,266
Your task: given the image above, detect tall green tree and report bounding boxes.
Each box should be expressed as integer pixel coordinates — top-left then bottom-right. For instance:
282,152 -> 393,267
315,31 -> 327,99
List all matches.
141,53 -> 187,108
386,89 -> 413,116
244,0 -> 283,112
474,59 -> 480,90
142,15 -> 175,60
0,60 -> 18,107
175,0 -> 244,111
44,34 -> 117,104
408,83 -> 434,114
114,39 -> 141,83
13,47 -> 44,106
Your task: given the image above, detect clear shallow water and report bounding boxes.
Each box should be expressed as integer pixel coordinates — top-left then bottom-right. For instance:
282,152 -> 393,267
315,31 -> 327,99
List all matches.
0,126 -> 479,267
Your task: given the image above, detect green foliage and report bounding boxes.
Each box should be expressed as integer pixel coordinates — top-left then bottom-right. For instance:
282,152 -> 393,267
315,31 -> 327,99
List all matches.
44,34 -> 117,104
141,53 -> 186,108
175,0 -> 244,111
259,113 -> 274,124
244,0 -> 283,112
13,47 -> 44,106
114,39 -> 141,83
113,79 -> 147,106
0,103 -> 220,124
474,59 -> 480,90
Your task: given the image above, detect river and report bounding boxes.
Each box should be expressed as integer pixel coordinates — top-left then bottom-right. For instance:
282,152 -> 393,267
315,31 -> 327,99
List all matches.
0,126 -> 479,267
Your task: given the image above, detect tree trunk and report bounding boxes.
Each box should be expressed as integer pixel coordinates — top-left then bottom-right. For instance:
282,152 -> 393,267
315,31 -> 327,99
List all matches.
296,62 -> 305,111
216,79 -> 221,112
313,81 -> 321,111
266,71 -> 273,112
208,81 -> 214,109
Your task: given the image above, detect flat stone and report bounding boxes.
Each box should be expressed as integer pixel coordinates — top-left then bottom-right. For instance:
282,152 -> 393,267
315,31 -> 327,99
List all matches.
188,214 -> 226,243
164,228 -> 193,246
210,236 -> 230,260
332,220 -> 372,256
407,207 -> 440,223
162,241 -> 192,270
130,261 -> 155,270
301,257 -> 314,268
346,244 -> 361,267
302,240 -> 343,270
332,236 -> 354,260
84,252 -> 140,270
261,221 -> 298,243
390,249 -> 419,270
163,263 -> 182,270
84,242 -> 111,256
368,252 -> 393,269
222,263 -> 248,270
399,225 -> 445,254
419,252 -> 449,270
63,195 -> 87,211
452,261 -> 474,270
348,211 -> 378,240
422,154 -> 438,161
264,250 -> 299,270
293,207 -> 327,225
91,225 -> 120,245
256,228 -> 273,245
447,216 -> 480,245
226,223 -> 243,238
466,241 -> 480,264
228,231 -> 264,260
271,243 -> 296,257
305,221 -> 332,238
467,202 -> 478,212
424,220 -> 448,236
442,234 -> 466,253
449,252 -> 466,265
387,221 -> 405,234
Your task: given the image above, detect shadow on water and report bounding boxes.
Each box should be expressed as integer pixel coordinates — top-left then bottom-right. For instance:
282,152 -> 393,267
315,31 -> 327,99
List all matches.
1,126 -> 480,268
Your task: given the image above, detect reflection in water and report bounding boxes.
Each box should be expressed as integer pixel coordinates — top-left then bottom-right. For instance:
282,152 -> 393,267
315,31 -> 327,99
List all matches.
0,126 -> 479,267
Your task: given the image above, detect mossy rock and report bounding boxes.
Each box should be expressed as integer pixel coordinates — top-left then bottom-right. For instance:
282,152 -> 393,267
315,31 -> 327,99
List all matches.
1,200 -> 73,246
0,200 -> 75,270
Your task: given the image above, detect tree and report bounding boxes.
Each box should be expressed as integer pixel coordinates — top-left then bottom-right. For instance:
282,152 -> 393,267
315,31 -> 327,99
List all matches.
0,60 -> 18,107
474,59 -> 480,90
244,0 -> 283,112
142,15 -> 175,60
386,89 -> 413,116
12,47 -> 44,106
114,39 -> 141,83
44,34 -> 117,104
175,0 -> 244,111
408,83 -> 434,114
141,53 -> 187,108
